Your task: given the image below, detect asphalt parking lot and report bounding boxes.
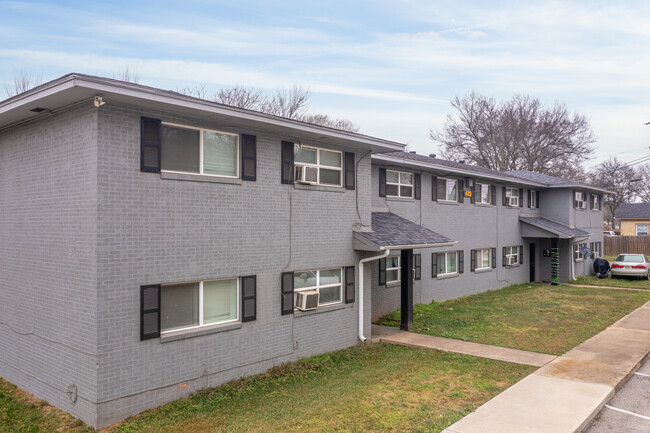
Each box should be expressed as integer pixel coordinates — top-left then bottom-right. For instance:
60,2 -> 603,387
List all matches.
585,358 -> 650,432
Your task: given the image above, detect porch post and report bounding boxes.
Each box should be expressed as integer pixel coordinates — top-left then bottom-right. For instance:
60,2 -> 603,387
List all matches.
551,238 -> 559,285
400,249 -> 414,331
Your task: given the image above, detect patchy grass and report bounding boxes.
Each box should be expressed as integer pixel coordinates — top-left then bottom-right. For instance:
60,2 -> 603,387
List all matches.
378,283 -> 650,356
0,378 -> 94,433
572,274 -> 650,290
2,345 -> 534,433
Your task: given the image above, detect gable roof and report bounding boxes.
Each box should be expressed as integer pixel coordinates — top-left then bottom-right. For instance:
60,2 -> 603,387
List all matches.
520,216 -> 591,239
353,212 -> 456,251
616,203 -> 650,219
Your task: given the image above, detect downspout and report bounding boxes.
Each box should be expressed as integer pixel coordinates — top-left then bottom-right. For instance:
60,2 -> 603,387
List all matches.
358,249 -> 390,342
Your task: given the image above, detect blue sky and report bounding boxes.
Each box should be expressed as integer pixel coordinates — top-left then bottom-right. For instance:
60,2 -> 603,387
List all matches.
1,0 -> 649,167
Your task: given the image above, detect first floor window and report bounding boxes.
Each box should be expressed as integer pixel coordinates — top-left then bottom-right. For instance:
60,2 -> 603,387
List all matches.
505,187 -> 519,207
592,242 -> 602,258
574,191 -> 587,209
161,278 -> 238,332
573,243 -> 587,261
294,268 -> 342,306
294,145 -> 343,186
437,178 -> 458,202
385,256 -> 401,282
637,224 -> 648,236
477,183 -> 491,204
476,248 -> 491,270
385,170 -> 414,198
161,123 -> 239,177
437,251 -> 458,276
505,246 -> 519,266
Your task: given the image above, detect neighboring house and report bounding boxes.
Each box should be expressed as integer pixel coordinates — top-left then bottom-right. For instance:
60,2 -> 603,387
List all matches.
0,74 -> 612,429
615,203 -> 650,236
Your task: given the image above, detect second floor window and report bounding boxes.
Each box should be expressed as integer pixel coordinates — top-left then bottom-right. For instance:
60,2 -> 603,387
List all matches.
591,194 -> 600,210
386,170 -> 414,198
530,190 -> 538,208
574,191 -> 587,209
294,145 -> 342,186
505,187 -> 519,207
437,178 -> 458,202
477,183 -> 491,204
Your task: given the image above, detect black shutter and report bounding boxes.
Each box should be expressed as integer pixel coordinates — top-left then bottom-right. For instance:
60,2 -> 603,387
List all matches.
414,254 -> 421,280
590,242 -> 594,253
414,173 -> 421,200
491,185 -> 496,205
431,176 -> 438,201
458,179 -> 464,202
519,245 -> 524,264
431,253 -> 438,278
281,272 -> 294,315
140,117 -> 161,173
491,248 -> 497,268
502,247 -> 507,267
573,191 -> 578,208
527,190 -> 531,208
470,249 -> 476,272
458,250 -> 464,273
241,275 -> 257,322
519,188 -> 524,207
378,258 -> 386,285
472,183 -> 478,204
281,141 -> 294,184
598,195 -> 602,211
345,266 -> 355,303
502,187 -> 507,206
140,284 -> 161,340
344,152 -> 356,190
536,192 -> 540,209
241,134 -> 257,181
379,168 -> 386,197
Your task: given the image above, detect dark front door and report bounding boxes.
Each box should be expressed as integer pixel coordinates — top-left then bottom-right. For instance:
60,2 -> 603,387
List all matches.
529,243 -> 536,282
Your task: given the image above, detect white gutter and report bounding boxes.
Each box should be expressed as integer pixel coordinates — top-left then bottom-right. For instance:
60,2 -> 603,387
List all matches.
358,249 -> 390,342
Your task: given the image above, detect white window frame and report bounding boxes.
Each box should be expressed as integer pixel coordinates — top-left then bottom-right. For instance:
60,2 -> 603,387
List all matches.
505,246 -> 519,266
575,191 -> 587,210
476,248 -> 491,270
591,194 -> 599,211
386,170 -> 414,198
505,187 -> 519,207
437,251 -> 459,276
385,255 -> 401,283
438,177 -> 459,202
592,242 -> 601,258
530,190 -> 538,208
161,277 -> 240,334
294,268 -> 343,307
477,183 -> 491,204
636,224 -> 648,236
294,145 -> 343,187
573,242 -> 587,261
160,122 -> 240,178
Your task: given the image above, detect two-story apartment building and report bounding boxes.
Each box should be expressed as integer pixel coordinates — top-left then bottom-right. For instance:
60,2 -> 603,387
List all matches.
0,74 -> 609,428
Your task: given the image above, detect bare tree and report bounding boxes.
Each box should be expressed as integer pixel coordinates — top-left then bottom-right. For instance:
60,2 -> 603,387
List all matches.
214,86 -> 265,111
176,83 -> 211,100
431,92 -> 596,178
112,67 -> 140,84
588,157 -> 639,224
265,85 -> 310,119
632,163 -> 650,203
298,113 -> 360,132
3,66 -> 43,97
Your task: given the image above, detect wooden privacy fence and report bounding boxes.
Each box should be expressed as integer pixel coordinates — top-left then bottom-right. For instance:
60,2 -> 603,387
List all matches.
604,236 -> 650,256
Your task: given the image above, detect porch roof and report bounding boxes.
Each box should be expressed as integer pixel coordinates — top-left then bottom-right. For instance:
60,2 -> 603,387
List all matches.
353,212 -> 456,251
520,216 -> 590,239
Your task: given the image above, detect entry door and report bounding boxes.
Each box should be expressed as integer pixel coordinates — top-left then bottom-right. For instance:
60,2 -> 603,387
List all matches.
529,243 -> 536,282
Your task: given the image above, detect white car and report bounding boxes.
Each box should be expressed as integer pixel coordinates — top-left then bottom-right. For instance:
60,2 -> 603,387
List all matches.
603,231 -> 617,236
610,254 -> 650,279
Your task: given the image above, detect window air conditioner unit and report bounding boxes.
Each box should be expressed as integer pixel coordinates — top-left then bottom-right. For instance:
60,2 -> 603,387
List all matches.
507,256 -> 517,266
507,196 -> 518,207
295,291 -> 319,311
295,165 -> 318,184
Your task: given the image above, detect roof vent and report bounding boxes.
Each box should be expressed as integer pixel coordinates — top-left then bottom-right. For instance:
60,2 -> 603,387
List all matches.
30,107 -> 47,113
409,151 -> 416,154
429,154 -> 436,158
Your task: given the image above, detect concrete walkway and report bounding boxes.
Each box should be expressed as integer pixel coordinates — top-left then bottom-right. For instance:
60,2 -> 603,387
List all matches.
566,283 -> 648,292
372,325 -> 556,367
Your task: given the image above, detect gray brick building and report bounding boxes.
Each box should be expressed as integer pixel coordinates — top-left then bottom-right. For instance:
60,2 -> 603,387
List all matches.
0,74 -> 610,428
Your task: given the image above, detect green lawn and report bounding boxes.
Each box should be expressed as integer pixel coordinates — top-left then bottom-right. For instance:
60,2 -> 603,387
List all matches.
378,283 -> 650,355
1,344 -> 534,433
571,274 -> 650,290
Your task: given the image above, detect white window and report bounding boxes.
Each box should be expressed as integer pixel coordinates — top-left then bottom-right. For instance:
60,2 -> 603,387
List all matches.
385,256 -> 401,282
161,278 -> 239,333
574,191 -> 587,209
592,242 -> 601,258
476,248 -> 491,270
385,170 -> 414,198
161,123 -> 239,177
477,183 -> 491,204
294,268 -> 342,306
505,187 -> 519,207
591,194 -> 600,210
294,145 -> 342,186
530,190 -> 538,208
505,246 -> 520,266
437,178 -> 458,202
573,242 -> 587,261
637,224 -> 648,236
437,251 -> 458,276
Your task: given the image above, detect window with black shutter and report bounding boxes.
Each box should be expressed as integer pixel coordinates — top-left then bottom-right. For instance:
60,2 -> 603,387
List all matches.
378,258 -> 386,285
527,190 -> 531,208
241,134 -> 257,181
281,141 -> 294,184
344,152 -> 356,190
414,254 -> 421,280
458,250 -> 464,273
519,245 -> 524,264
281,272 -> 294,315
470,249 -> 476,272
431,252 -> 437,278
431,176 -> 438,201
141,117 -> 161,173
519,188 -> 524,207
414,173 -> 421,200
502,187 -> 507,206
241,275 -> 257,322
459,180 -> 465,202
502,247 -> 507,267
491,185 -> 496,205
379,168 -> 386,197
140,284 -> 161,340
491,247 -> 497,268
345,266 -> 355,303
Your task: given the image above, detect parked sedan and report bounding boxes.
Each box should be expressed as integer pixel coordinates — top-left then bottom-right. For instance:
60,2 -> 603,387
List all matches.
610,254 -> 650,279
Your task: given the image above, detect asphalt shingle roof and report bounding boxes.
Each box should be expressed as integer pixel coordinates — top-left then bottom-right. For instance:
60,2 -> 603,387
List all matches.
615,203 -> 650,219
355,212 -> 454,249
505,170 -> 575,185
520,216 -> 590,238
